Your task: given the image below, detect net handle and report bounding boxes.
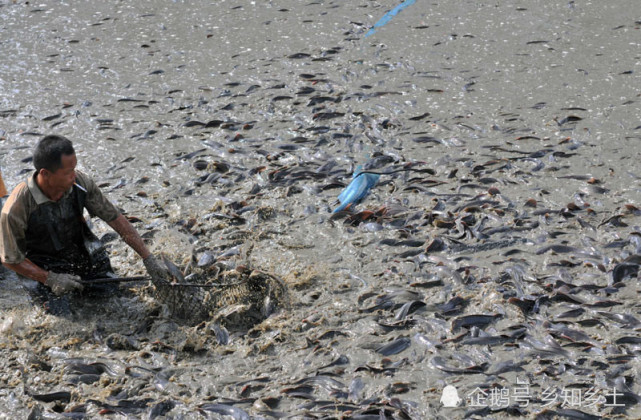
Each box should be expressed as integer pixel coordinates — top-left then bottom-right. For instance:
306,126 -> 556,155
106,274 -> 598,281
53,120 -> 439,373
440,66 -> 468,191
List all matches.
81,276 -> 240,288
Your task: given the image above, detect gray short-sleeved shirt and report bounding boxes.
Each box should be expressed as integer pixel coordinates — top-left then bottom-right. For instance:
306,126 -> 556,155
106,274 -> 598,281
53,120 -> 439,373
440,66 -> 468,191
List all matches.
0,171 -> 120,264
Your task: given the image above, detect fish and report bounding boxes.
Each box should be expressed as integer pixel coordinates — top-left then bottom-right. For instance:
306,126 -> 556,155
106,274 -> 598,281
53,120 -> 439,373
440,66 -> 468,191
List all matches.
174,148 -> 207,160
313,112 -> 345,120
430,356 -> 487,374
160,254 -> 185,282
210,323 -> 230,345
66,374 -> 102,384
148,400 -> 176,419
451,314 -> 501,331
198,403 -> 251,419
280,384 -> 315,399
535,408 -> 606,420
317,354 -> 350,370
611,262 -> 639,282
30,391 -> 71,403
597,312 -> 641,328
375,337 -> 411,356
413,333 -> 440,352
63,361 -> 117,376
485,359 -> 527,375
42,113 -> 62,121
394,300 -> 426,320
461,335 -> 512,346
294,375 -> 346,393
87,397 -> 154,415
348,377 -> 365,402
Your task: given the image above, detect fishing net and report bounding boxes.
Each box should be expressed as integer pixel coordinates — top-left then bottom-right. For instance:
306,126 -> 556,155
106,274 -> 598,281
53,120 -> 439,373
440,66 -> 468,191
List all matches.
149,262 -> 288,328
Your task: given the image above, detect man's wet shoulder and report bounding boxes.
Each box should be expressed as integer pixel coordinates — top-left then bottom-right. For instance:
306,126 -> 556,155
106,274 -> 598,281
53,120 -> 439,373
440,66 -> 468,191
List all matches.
2,181 -> 33,216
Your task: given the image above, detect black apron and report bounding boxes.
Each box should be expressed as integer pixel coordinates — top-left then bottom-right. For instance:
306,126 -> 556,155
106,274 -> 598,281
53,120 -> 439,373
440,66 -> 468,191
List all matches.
25,184 -> 113,279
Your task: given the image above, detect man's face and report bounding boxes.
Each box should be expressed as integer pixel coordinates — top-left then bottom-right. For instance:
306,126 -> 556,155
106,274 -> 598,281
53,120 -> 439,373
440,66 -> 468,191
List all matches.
45,153 -> 77,190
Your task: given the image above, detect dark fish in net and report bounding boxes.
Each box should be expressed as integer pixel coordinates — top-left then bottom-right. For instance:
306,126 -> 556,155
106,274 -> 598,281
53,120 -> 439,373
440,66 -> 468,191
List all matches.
149,258 -> 288,328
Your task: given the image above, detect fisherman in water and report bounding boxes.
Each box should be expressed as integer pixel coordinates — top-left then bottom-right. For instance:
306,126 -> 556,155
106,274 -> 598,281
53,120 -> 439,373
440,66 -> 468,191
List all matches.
0,135 -> 170,314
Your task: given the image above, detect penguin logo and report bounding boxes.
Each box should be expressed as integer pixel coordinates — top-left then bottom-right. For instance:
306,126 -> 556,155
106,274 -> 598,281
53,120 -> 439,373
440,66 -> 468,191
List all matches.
440,385 -> 462,407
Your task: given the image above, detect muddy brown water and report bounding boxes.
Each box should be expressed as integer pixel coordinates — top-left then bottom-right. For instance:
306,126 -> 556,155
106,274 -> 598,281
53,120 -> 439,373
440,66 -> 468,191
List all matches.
1,1 -> 641,418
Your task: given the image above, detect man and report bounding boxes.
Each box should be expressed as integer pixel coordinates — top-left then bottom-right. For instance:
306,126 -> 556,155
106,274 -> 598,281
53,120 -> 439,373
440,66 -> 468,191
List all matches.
0,135 -> 169,313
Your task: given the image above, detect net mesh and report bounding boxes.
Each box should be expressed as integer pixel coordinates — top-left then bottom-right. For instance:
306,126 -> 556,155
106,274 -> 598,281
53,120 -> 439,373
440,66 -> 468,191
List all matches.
149,263 -> 288,328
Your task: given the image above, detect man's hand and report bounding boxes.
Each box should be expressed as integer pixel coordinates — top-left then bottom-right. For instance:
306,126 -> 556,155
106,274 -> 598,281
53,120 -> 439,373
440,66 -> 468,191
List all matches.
143,255 -> 172,283
46,272 -> 84,296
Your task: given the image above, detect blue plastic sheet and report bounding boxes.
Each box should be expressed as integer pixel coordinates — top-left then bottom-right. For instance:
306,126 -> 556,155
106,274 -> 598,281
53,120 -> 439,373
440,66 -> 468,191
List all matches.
364,0 -> 417,38
333,167 -> 380,213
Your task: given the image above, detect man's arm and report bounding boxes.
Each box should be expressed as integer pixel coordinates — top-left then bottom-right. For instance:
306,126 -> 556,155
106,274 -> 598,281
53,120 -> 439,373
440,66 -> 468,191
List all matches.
106,214 -> 172,282
106,214 -> 152,259
3,259 -> 83,295
3,258 -> 49,284
78,172 -> 148,259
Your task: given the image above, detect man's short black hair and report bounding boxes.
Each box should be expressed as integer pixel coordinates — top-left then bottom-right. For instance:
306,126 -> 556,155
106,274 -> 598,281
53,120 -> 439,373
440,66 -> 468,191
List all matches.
33,135 -> 75,173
